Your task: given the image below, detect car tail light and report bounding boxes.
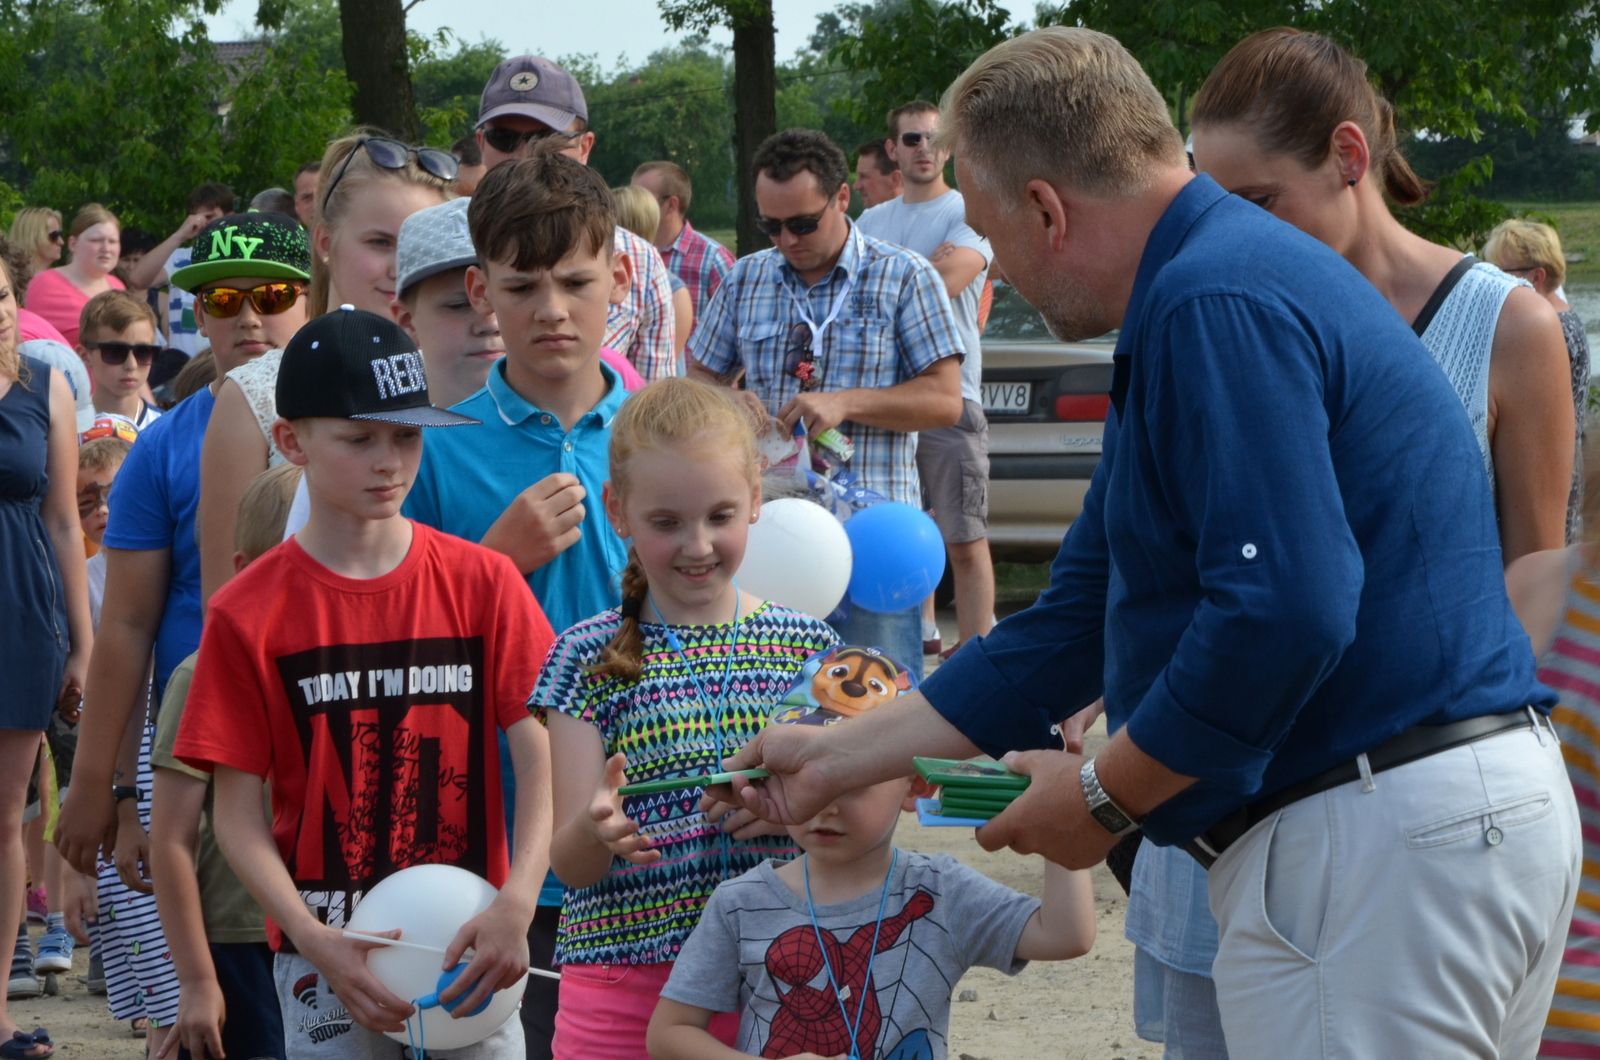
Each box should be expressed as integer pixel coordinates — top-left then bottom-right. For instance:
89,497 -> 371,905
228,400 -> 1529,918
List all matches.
1053,394 -> 1110,421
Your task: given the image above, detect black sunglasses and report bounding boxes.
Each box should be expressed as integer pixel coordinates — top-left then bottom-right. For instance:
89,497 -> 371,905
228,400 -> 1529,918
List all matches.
91,341 -> 161,367
47,229 -> 63,243
785,322 -> 821,392
480,125 -> 581,155
899,131 -> 935,148
322,137 -> 459,212
755,206 -> 831,239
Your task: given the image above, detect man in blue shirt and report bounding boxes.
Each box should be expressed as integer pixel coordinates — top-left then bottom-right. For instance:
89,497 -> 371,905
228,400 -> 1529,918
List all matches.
722,28 -> 1580,1057
688,128 -> 965,674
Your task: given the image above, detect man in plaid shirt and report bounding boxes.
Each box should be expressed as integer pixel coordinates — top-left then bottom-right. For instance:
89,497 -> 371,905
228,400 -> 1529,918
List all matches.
687,128 -> 965,677
475,55 -> 677,382
632,160 -> 734,319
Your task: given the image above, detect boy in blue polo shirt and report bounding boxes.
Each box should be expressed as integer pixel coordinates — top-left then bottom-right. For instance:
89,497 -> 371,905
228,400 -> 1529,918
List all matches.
403,151 -> 633,1059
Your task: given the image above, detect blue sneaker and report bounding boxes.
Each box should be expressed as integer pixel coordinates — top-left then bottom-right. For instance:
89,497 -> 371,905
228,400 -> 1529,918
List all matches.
8,937 -> 41,999
33,927 -> 73,975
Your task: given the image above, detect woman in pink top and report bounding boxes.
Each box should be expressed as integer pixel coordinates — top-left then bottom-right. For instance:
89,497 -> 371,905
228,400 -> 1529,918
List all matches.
25,204 -> 123,346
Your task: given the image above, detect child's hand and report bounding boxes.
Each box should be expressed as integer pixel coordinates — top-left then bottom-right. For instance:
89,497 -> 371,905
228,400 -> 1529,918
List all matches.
295,925 -> 414,1034
589,753 -> 660,865
113,799 -> 154,893
438,896 -> 533,1017
61,871 -> 96,944
702,797 -> 790,840
155,974 -> 225,1059
480,472 -> 587,574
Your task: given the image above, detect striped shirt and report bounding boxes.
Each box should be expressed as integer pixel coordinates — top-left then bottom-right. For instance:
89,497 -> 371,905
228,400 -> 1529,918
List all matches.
606,225 -> 677,382
662,220 -> 733,318
688,221 -> 964,505
1539,561 -> 1600,1057
531,602 -> 839,965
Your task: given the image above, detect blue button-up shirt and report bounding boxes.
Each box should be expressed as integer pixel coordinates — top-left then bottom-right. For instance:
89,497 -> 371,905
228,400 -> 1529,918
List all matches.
688,221 -> 963,505
922,176 -> 1548,845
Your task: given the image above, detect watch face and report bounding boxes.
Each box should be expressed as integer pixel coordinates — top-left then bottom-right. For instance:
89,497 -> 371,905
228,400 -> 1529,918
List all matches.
1090,801 -> 1133,835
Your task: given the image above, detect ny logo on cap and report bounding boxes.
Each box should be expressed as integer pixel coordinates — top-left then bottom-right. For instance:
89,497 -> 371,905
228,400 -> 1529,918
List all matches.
371,351 -> 427,401
207,225 -> 265,262
510,71 -> 539,91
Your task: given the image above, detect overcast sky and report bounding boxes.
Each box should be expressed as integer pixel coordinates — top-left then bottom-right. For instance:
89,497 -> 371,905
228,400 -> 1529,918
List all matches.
206,0 -> 845,73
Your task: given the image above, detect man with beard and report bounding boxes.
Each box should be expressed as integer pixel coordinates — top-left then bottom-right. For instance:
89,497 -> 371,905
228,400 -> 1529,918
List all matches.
717,27 -> 1580,1058
688,128 -> 964,675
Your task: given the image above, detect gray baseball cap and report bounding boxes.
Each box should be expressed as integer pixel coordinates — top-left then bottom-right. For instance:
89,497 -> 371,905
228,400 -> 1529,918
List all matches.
396,198 -> 476,299
477,55 -> 588,130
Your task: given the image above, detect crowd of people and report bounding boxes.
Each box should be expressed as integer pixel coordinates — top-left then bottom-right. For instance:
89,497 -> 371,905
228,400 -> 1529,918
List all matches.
0,21 -> 1595,1060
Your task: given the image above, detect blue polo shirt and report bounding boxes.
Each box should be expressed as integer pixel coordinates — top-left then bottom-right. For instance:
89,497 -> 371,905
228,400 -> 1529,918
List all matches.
923,175 -> 1548,845
406,360 -> 630,634
405,359 -> 629,905
102,385 -> 215,691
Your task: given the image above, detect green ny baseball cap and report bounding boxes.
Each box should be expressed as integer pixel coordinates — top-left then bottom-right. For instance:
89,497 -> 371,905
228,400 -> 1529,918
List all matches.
170,211 -> 311,292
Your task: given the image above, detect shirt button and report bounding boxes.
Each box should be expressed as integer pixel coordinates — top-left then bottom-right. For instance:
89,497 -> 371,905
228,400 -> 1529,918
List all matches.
1241,543 -> 1258,559
563,442 -> 573,452
1485,825 -> 1504,846
541,414 -> 552,425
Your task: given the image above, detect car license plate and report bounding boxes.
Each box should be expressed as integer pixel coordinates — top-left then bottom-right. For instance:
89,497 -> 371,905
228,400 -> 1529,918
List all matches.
981,381 -> 1032,414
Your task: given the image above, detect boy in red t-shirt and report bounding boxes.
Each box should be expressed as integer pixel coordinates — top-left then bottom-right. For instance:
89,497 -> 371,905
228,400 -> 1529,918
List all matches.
174,306 -> 555,1058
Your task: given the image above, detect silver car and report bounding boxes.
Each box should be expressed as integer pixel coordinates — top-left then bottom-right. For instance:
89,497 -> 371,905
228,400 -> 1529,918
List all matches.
978,285 -> 1114,560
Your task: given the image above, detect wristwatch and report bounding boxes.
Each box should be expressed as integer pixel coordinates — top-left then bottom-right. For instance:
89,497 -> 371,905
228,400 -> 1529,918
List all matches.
1080,759 -> 1139,837
111,785 -> 140,804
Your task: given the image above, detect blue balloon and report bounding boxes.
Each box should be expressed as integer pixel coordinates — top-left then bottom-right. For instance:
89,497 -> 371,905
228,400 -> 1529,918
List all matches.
844,502 -> 946,613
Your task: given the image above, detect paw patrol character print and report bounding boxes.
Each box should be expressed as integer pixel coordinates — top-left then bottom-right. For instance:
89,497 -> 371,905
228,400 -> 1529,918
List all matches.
770,646 -> 916,727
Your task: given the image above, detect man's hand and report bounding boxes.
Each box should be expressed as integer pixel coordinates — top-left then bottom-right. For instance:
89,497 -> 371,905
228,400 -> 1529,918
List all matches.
113,798 -> 154,893
589,753 -> 660,865
702,723 -> 845,826
975,749 -> 1118,870
437,897 -> 533,1018
777,390 -> 855,436
61,871 -> 97,944
156,974 -> 226,1059
479,472 -> 586,575
295,925 -> 414,1034
1059,699 -> 1105,755
701,797 -> 790,840
175,211 -> 214,244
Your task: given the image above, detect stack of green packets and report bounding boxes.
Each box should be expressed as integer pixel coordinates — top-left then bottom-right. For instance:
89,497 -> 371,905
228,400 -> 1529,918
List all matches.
913,757 -> 1030,825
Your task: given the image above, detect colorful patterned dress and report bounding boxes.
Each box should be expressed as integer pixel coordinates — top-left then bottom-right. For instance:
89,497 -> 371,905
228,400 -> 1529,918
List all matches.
1540,560 -> 1600,1057
531,601 -> 839,966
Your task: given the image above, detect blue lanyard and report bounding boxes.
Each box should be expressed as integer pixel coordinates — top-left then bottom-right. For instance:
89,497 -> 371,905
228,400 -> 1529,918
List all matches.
649,579 -> 741,876
803,849 -> 898,1060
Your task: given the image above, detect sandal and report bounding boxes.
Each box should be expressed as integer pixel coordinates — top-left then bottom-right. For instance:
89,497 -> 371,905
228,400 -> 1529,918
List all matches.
129,1016 -> 148,1038
0,1028 -> 54,1059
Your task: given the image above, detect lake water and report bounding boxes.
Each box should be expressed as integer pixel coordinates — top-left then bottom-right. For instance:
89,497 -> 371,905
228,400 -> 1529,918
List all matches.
1567,282 -> 1600,344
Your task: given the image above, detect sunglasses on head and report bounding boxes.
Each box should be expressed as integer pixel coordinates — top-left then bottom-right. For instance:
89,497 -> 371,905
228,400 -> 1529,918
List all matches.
321,136 -> 460,212
480,124 -> 580,155
91,341 -> 161,367
198,281 -> 303,319
755,206 -> 831,239
899,131 -> 934,148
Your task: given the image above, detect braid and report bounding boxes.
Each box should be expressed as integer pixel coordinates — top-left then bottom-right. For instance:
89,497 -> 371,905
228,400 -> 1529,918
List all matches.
589,550 -> 651,681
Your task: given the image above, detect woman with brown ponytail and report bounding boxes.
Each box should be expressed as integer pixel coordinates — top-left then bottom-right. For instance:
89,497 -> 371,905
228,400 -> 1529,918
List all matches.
533,378 -> 840,1057
1114,28 -> 1577,1058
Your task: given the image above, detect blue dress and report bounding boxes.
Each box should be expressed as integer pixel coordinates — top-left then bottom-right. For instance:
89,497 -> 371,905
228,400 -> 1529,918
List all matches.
1,354 -> 69,730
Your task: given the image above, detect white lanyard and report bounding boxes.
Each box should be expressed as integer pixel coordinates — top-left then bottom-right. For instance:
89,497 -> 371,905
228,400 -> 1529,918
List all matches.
784,271 -> 855,369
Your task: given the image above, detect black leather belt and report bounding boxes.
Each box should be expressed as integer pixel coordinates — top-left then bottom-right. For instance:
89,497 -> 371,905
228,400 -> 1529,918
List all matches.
1184,709 -> 1539,869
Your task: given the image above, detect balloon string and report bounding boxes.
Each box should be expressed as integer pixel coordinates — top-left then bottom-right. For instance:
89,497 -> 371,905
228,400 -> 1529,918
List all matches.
407,996 -> 426,1059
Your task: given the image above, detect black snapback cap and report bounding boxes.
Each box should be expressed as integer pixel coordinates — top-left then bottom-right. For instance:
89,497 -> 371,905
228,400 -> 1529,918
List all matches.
275,305 -> 479,427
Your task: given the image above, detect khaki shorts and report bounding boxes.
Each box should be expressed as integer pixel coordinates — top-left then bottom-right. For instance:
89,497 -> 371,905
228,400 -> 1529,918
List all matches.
916,399 -> 989,544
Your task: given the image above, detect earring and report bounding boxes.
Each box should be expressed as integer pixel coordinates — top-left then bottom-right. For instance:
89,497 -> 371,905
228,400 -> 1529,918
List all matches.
1346,178 -> 1357,187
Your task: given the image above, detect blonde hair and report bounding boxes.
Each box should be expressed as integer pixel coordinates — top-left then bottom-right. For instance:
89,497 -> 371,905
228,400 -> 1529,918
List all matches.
940,26 -> 1186,204
79,290 -> 158,347
310,130 -> 454,315
69,203 -> 119,240
590,378 -> 760,682
9,208 -> 61,261
610,185 -> 661,244
235,463 -> 303,561
1484,219 -> 1567,291
78,436 -> 131,474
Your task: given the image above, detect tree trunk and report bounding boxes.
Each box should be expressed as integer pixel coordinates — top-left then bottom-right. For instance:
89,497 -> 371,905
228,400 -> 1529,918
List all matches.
338,0 -> 419,142
730,2 -> 776,257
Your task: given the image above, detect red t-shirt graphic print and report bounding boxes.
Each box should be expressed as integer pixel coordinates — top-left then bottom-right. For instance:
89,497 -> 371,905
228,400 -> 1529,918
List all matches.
175,523 -> 552,946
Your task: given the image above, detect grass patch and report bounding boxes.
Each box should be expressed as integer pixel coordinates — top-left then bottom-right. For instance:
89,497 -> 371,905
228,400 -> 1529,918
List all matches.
1500,201 -> 1600,282
995,561 -> 1052,604
702,228 -> 738,251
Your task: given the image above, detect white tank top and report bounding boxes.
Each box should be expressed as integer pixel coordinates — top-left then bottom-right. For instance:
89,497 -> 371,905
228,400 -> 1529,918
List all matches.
1418,259 -> 1527,488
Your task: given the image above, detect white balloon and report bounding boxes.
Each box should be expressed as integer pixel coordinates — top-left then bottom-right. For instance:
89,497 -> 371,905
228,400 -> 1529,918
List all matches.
739,497 -> 853,619
345,864 -> 526,1048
